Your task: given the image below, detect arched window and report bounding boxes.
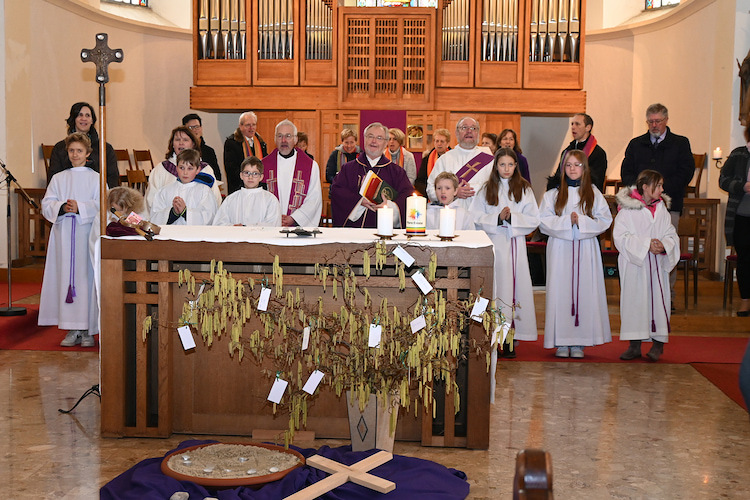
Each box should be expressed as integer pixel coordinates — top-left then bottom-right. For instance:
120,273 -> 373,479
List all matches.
645,0 -> 680,9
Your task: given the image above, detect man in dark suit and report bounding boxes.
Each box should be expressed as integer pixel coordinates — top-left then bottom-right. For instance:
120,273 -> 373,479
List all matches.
223,111 -> 268,194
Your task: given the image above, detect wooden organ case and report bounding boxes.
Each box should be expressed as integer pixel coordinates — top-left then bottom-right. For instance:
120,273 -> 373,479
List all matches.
191,1 -> 587,159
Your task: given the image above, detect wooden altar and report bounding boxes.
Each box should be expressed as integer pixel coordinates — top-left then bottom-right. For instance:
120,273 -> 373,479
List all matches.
100,227 -> 494,449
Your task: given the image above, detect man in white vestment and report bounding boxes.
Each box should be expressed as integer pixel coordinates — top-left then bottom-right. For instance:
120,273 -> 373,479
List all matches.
261,119 -> 323,227
426,117 -> 494,210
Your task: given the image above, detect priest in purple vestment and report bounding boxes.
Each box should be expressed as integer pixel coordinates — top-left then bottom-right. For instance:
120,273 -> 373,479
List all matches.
330,122 -> 415,229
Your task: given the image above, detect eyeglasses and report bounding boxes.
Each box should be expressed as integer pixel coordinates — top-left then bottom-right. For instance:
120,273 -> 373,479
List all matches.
364,134 -> 387,141
458,126 -> 479,132
187,125 -> 201,130
241,171 -> 262,177
564,162 -> 584,168
276,133 -> 294,140
646,118 -> 665,125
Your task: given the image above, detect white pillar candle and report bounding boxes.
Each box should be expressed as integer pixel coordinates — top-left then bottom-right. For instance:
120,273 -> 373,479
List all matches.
406,193 -> 426,235
439,207 -> 456,237
377,207 -> 393,236
713,147 -> 722,159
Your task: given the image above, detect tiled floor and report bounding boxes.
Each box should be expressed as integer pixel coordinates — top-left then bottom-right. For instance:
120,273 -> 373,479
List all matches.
2,280 -> 749,499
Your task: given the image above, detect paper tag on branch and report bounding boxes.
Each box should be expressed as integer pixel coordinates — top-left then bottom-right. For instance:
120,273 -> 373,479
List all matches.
470,296 -> 489,322
258,287 -> 271,311
302,370 -> 325,395
368,324 -> 382,347
392,245 -> 415,267
411,315 -> 426,333
412,271 -> 433,294
302,326 -> 310,350
177,325 -> 196,350
268,378 -> 288,404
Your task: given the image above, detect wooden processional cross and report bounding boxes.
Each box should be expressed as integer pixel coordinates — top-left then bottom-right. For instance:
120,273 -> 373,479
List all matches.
81,33 -> 123,234
283,451 -> 395,499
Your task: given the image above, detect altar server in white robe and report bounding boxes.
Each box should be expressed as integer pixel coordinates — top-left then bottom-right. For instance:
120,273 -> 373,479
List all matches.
539,150 -> 612,358
471,148 -> 540,355
426,117 -> 493,210
38,132 -> 100,347
613,170 -> 679,362
261,119 -> 322,228
425,172 -> 474,231
151,149 -> 218,226
145,126 -> 222,210
213,156 -> 282,226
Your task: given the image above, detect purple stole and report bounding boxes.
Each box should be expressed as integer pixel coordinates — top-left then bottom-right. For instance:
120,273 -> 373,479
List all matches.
454,152 -> 494,183
581,135 -> 597,158
263,148 -> 314,216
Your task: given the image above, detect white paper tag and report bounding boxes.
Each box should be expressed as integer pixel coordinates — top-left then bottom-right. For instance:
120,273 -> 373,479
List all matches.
368,324 -> 382,347
302,326 -> 310,350
392,245 -> 415,267
302,370 -> 325,395
268,378 -> 288,404
258,287 -> 271,311
411,315 -> 426,333
412,271 -> 433,294
500,322 -> 511,344
471,297 -> 489,322
177,325 -> 196,350
491,325 -> 499,347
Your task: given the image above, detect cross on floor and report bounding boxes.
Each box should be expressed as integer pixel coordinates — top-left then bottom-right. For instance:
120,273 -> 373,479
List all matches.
283,450 -> 395,499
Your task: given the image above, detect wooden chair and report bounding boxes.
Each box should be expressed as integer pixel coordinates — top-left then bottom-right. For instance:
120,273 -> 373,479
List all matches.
133,149 -> 155,174
526,228 -> 547,285
127,169 -> 148,195
685,153 -> 706,197
513,449 -> 553,500
114,149 -> 132,185
321,182 -> 333,227
724,249 -> 738,309
41,144 -> 55,177
677,216 -> 700,308
602,177 -> 621,196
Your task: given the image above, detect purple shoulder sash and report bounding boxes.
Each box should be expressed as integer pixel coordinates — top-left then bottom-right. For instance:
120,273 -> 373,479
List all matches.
262,149 -> 314,215
454,152 -> 494,182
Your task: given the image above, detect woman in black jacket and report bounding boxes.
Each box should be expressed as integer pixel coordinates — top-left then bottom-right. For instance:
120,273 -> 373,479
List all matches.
47,102 -> 119,188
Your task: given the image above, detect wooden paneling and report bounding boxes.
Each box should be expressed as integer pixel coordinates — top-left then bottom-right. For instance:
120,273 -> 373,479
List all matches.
436,87 -> 586,113
15,188 -> 49,264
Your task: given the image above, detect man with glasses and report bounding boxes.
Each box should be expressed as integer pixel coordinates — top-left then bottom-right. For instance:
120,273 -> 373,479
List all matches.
261,119 -> 322,227
546,113 -> 608,191
425,117 -> 493,210
182,113 -> 221,181
224,111 -> 268,194
330,122 -> 414,228
620,103 -> 694,223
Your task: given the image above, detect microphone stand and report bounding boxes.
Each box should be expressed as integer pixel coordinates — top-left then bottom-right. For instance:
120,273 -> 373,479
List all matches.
0,161 -> 37,316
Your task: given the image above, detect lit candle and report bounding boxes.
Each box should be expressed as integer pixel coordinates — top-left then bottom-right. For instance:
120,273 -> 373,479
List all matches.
377,207 -> 393,236
713,147 -> 723,159
406,193 -> 426,235
439,207 -> 456,237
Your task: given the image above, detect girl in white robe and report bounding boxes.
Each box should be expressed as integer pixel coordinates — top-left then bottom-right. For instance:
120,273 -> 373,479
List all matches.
539,150 -> 612,358
213,156 -> 282,227
425,172 -> 474,231
151,149 -> 218,226
471,148 -> 540,356
613,170 -> 679,362
39,133 -> 100,347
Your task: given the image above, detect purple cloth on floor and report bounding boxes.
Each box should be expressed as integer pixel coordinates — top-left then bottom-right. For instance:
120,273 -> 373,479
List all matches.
100,440 -> 469,500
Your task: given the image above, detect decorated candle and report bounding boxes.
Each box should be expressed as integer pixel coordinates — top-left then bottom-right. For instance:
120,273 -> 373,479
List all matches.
406,193 -> 427,235
713,147 -> 723,159
377,207 -> 394,236
439,207 -> 456,237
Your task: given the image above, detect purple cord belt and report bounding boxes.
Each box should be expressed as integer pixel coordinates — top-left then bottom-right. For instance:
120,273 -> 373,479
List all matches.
65,215 -> 77,304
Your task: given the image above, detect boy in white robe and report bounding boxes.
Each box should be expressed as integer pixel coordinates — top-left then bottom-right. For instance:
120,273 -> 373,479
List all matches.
425,172 -> 474,231
39,133 -> 100,347
213,156 -> 281,226
470,149 -> 540,356
151,149 -> 218,226
613,170 -> 679,362
539,150 -> 612,358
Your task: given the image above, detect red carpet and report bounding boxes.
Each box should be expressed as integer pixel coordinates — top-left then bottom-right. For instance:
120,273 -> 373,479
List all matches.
506,337 -> 748,364
0,303 -> 97,352
0,282 -> 42,303
691,363 -> 747,411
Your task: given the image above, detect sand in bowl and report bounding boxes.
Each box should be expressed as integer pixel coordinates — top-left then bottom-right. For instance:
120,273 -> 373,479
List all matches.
166,443 -> 302,480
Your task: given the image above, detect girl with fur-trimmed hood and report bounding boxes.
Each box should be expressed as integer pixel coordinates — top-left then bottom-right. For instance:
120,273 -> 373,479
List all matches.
613,170 -> 679,362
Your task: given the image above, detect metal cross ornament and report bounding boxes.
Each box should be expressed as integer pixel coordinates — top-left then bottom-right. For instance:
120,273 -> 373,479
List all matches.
81,33 -> 123,84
